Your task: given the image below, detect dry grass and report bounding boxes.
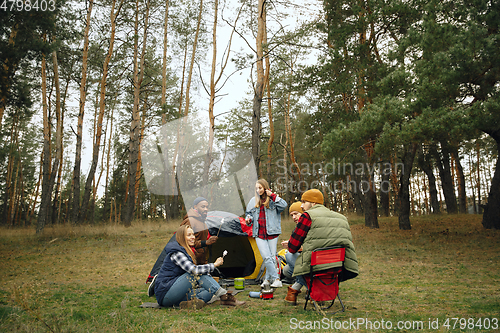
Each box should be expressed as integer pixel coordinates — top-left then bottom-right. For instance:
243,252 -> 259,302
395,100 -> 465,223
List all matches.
1,214 -> 499,332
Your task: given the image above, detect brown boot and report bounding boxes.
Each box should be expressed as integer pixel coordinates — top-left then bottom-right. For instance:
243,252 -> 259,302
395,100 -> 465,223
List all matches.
220,292 -> 246,306
284,286 -> 301,305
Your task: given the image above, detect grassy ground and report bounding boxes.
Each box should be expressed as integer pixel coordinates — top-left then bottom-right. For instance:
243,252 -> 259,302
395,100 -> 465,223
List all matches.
0,214 -> 499,332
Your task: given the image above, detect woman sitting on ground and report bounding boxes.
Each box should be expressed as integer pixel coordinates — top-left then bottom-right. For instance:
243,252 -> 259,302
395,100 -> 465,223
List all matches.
154,225 -> 245,308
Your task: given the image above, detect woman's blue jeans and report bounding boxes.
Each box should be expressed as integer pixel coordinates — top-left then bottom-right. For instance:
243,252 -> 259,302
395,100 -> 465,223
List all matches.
255,237 -> 279,281
161,273 -> 220,307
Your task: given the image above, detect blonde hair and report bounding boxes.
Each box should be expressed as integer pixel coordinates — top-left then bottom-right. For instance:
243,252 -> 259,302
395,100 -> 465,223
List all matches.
175,225 -> 197,264
254,179 -> 270,209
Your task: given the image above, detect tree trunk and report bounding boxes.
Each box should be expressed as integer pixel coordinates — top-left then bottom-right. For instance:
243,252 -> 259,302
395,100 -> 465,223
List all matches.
8,156 -> 19,226
183,0 -> 203,118
15,152 -> 25,226
161,1 -> 170,220
482,131 -> 500,229
420,172 -> 429,214
252,0 -> 266,173
281,133 -> 289,199
161,115 -> 172,221
280,65 -> 301,201
81,0 -> 122,222
123,0 -> 149,226
177,40 -> 188,116
49,50 -> 63,225
37,52 -> 51,234
352,191 -> 364,215
103,95 -> 116,222
263,6 -> 273,181
161,0 -> 170,109
417,146 -> 440,214
52,118 -> 64,225
450,146 -> 467,214
398,143 -> 418,230
476,142 -> 482,213
3,110 -> 18,224
350,174 -> 364,216
54,75 -> 69,224
468,153 -> 477,214
266,83 -> 273,180
285,61 -> 300,191
364,182 -> 379,227
431,144 -> 458,214
356,3 -> 378,228
205,0 -> 219,186
0,27 -> 20,132
71,0 -> 94,224
379,161 -> 390,217
135,93 -> 148,218
166,41 -> 188,220
362,168 -> 379,228
360,145 -> 378,227
94,110 -> 109,207
29,151 -> 43,226
390,153 -> 400,214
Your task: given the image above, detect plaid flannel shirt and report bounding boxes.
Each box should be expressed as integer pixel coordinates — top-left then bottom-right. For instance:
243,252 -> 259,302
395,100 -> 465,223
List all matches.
288,212 -> 312,253
170,251 -> 214,275
257,193 -> 278,240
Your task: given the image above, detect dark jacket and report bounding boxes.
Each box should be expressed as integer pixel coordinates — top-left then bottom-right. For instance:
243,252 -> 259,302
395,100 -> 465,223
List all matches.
180,208 -> 209,264
154,240 -> 192,305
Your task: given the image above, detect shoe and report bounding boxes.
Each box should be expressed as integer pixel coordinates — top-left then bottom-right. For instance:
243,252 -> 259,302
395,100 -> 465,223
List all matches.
270,279 -> 282,288
284,286 -> 301,305
147,275 -> 157,297
179,298 -> 206,310
260,280 -> 269,288
207,295 -> 220,304
207,287 -> 227,304
220,291 -> 246,306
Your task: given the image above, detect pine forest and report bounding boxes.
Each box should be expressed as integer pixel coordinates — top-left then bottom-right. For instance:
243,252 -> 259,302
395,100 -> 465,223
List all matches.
1,0 -> 500,233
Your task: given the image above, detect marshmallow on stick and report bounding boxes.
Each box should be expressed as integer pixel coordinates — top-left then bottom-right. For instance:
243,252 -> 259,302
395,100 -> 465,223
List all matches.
216,218 -> 225,237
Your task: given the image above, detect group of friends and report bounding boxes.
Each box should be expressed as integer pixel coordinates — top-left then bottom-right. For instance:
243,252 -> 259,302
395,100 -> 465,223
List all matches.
152,179 -> 359,309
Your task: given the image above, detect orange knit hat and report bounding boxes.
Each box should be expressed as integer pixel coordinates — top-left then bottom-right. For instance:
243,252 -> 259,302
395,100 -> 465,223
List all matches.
289,202 -> 303,214
301,189 -> 324,205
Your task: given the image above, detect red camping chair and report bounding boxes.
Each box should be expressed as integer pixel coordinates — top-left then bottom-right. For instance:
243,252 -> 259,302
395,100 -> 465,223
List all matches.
304,247 -> 346,313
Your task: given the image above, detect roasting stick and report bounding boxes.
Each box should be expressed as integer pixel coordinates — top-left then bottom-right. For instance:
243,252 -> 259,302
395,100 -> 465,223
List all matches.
216,218 -> 225,237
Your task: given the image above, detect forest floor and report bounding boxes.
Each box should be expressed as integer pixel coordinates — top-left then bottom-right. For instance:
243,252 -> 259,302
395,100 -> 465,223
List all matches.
0,214 -> 499,332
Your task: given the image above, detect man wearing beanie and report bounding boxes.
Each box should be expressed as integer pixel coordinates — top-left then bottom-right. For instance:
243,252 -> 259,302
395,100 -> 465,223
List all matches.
284,189 -> 358,305
180,197 -> 218,264
288,201 -> 303,224
281,202 -> 305,304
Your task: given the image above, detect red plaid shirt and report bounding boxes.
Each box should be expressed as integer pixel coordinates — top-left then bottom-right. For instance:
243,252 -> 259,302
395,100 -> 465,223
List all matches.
288,212 -> 312,253
257,193 -> 278,240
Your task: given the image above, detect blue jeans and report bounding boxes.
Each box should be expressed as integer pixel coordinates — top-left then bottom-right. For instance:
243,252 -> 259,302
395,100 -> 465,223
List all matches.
255,237 -> 279,281
283,251 -> 300,279
161,273 -> 220,307
296,275 -> 307,288
284,251 -> 306,287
